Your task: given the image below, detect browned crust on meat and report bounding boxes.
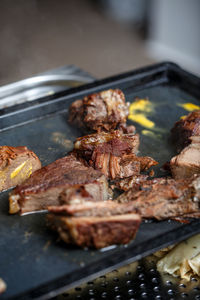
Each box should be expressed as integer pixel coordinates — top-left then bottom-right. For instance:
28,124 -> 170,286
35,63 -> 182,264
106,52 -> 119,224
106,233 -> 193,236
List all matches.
68,89 -> 129,132
9,154 -> 109,214
115,176 -> 200,220
170,136 -> 200,179
12,155 -> 96,196
171,110 -> 200,152
114,174 -> 148,191
0,146 -> 41,193
47,214 -> 141,248
73,130 -> 157,180
48,200 -> 137,217
74,130 -> 139,156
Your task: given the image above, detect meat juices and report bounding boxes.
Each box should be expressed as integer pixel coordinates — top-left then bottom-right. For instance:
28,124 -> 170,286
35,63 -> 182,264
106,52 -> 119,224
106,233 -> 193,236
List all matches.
73,130 -> 157,180
116,176 -> 200,220
0,146 -> 41,192
68,89 -> 129,132
47,213 -> 141,249
171,110 -> 200,152
9,155 -> 109,215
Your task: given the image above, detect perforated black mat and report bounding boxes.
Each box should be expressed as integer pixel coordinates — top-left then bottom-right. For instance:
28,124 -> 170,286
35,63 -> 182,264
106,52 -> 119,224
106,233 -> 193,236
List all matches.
59,257 -> 200,300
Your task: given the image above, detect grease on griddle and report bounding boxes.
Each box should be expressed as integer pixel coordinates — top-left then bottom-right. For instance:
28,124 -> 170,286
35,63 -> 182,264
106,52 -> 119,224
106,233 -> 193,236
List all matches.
141,130 -> 162,140
43,240 -> 51,251
23,231 -> 33,243
51,132 -> 73,150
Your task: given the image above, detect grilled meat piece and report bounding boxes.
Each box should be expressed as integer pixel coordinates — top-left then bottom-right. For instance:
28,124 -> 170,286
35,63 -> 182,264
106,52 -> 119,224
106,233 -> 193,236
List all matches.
68,89 -> 129,132
59,179 -> 111,206
73,130 -> 157,180
0,146 -> 41,192
114,174 -> 148,191
115,176 -> 200,220
47,213 -> 141,249
171,136 -> 200,179
48,200 -> 139,217
74,130 -> 140,157
9,155 -> 109,215
171,110 -> 200,152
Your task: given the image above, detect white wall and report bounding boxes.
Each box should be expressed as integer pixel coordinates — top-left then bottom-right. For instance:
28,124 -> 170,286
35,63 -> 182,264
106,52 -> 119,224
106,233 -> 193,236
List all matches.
147,0 -> 200,75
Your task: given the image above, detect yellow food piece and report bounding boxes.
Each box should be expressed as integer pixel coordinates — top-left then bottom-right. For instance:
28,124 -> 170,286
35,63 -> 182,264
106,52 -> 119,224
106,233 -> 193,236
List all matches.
129,98 -> 153,113
129,114 -> 155,129
128,98 -> 155,128
178,102 -> 200,112
180,115 -> 187,119
26,166 -> 32,178
10,161 -> 27,179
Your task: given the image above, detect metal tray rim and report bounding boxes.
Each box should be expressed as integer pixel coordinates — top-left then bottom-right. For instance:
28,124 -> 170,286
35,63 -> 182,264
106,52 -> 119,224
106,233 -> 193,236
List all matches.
2,61 -> 200,300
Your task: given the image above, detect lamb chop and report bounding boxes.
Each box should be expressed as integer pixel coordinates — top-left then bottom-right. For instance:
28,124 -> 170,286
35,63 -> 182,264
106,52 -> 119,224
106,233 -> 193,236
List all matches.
170,136 -> 200,179
9,154 -> 109,215
68,89 -> 130,133
171,110 -> 200,152
73,130 -> 157,180
115,175 -> 200,220
0,146 -> 41,192
47,213 -> 141,249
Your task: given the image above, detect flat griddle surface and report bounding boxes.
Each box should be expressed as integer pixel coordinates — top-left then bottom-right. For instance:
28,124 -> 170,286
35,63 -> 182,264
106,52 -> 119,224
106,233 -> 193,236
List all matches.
1,62 -> 200,299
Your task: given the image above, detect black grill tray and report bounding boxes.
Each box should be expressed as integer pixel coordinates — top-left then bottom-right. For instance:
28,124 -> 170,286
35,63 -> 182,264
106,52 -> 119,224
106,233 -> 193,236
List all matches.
1,62 -> 200,299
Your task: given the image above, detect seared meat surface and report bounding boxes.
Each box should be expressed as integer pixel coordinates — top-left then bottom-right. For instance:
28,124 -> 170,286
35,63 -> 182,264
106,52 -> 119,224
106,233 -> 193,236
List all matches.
116,176 -> 200,220
68,89 -> 129,132
171,110 -> 200,152
74,130 -> 140,156
73,130 -> 157,180
0,146 -> 41,192
171,136 -> 200,179
114,174 -> 149,191
48,200 -> 140,217
9,154 -> 109,215
59,177 -> 111,206
47,213 -> 141,249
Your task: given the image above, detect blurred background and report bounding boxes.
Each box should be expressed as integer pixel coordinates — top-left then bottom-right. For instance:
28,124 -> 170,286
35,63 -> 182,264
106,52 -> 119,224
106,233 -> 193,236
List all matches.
0,0 -> 200,86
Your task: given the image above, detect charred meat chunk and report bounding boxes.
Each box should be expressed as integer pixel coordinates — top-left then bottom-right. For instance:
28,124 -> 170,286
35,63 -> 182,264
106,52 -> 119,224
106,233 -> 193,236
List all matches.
115,176 -> 200,220
47,213 -> 141,249
68,89 -> 129,132
171,110 -> 200,152
73,130 -> 157,180
114,174 -> 148,191
170,136 -> 200,179
0,146 -> 41,192
9,155 -> 109,215
74,130 -> 140,157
